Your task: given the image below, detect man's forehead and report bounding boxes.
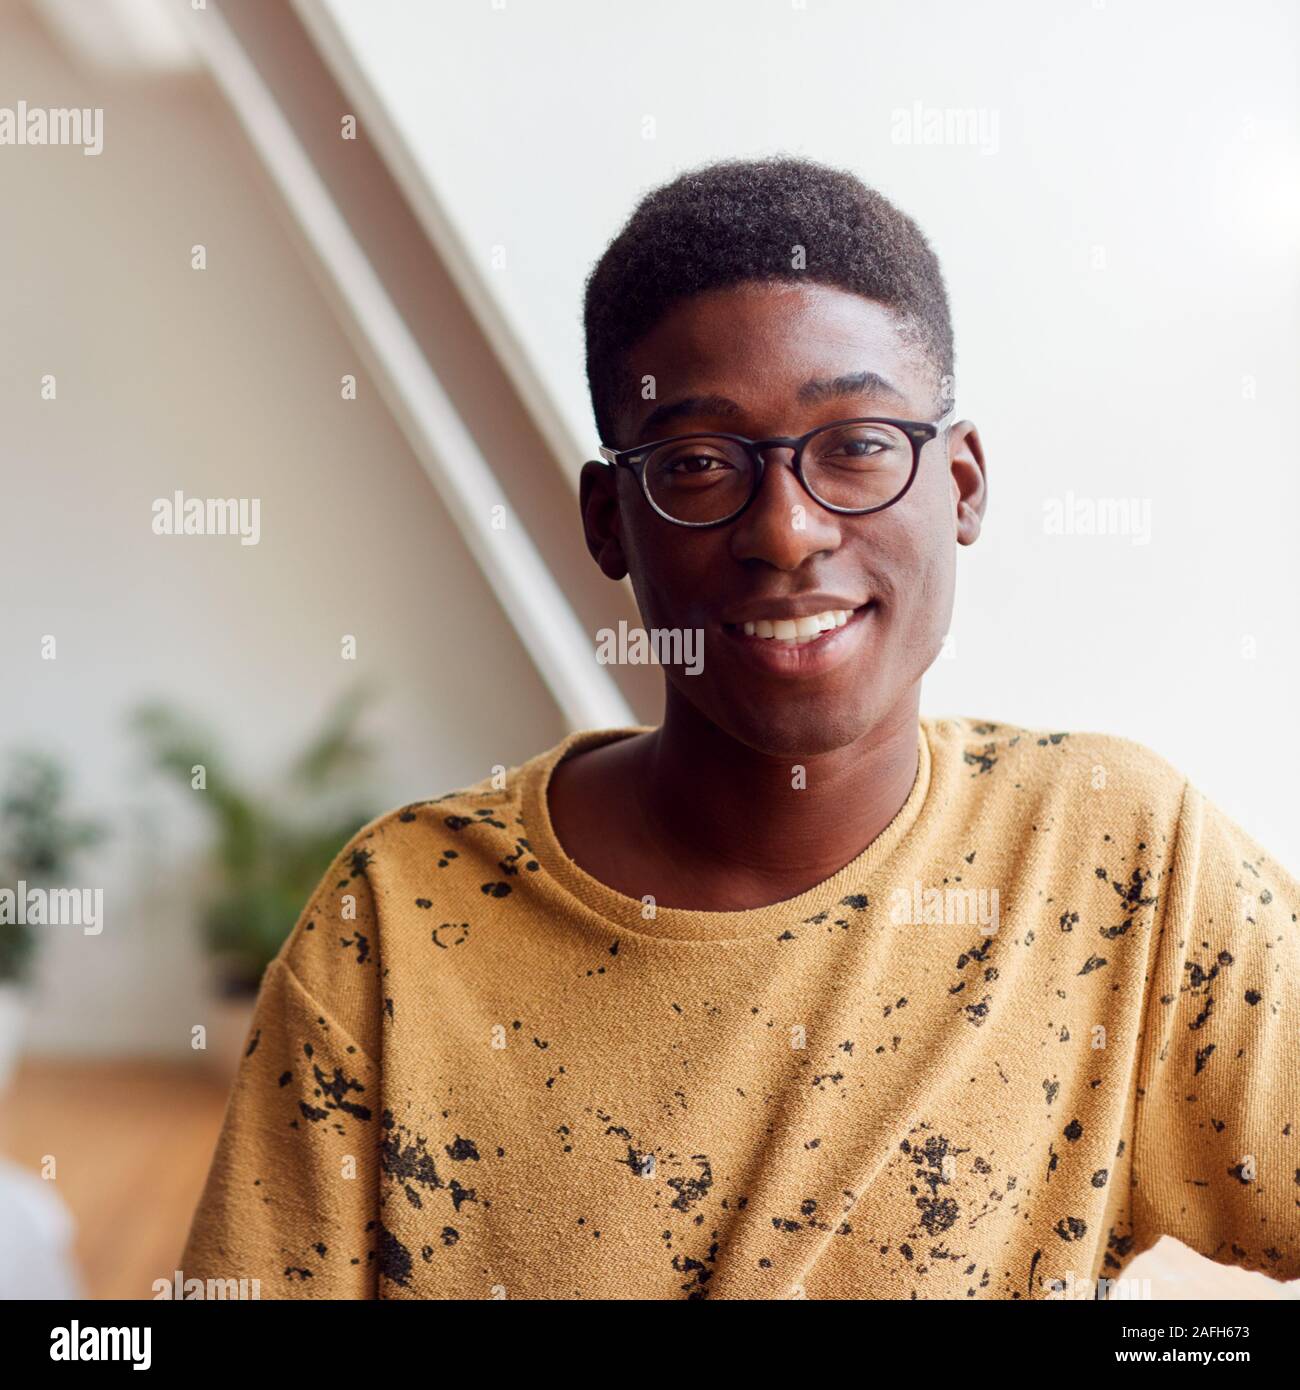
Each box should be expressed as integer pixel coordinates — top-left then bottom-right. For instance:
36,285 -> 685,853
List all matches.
643,282 -> 907,349
638,289 -> 921,384
612,282 -> 937,440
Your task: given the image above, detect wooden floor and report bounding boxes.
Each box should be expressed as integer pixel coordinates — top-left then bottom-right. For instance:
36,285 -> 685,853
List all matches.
0,1058 -> 231,1300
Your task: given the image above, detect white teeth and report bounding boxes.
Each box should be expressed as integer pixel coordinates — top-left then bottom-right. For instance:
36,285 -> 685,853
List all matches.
737,609 -> 854,643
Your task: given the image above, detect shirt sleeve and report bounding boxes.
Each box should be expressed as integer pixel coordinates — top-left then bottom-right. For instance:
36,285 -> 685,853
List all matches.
178,838 -> 385,1299
1131,779 -> 1300,1281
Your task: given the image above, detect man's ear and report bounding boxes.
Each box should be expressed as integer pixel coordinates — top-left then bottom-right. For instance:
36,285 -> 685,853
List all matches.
579,460 -> 629,580
947,421 -> 987,546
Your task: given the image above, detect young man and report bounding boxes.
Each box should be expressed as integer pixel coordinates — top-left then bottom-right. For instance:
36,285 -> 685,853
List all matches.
181,158 -> 1298,1300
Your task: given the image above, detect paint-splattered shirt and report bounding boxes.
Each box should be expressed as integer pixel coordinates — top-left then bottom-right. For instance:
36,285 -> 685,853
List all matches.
180,717 -> 1300,1298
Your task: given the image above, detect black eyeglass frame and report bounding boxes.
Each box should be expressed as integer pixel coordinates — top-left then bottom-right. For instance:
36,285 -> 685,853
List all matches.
597,411 -> 954,528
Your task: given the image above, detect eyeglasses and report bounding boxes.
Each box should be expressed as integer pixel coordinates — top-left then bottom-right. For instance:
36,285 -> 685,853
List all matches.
598,412 -> 953,528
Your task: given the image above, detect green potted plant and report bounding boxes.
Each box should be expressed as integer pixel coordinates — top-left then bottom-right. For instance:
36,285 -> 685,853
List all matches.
0,752 -> 104,1091
131,687 -> 378,1077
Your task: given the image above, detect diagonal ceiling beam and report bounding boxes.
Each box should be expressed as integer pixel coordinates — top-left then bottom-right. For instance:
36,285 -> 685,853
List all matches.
186,1 -> 640,730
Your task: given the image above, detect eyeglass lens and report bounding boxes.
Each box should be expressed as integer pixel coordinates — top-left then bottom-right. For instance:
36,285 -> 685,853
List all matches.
641,421 -> 913,523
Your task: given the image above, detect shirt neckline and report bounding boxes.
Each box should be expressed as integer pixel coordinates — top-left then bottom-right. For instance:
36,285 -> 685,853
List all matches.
519,720 -> 934,942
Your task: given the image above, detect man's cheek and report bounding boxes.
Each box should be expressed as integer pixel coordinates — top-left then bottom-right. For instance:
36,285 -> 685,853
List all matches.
875,549 -> 944,656
909,553 -> 957,663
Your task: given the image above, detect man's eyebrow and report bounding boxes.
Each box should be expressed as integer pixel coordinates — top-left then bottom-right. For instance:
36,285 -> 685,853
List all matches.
637,393 -> 743,438
796,371 -> 906,407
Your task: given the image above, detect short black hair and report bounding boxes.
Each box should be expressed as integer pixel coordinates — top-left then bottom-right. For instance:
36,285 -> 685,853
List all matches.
583,155 -> 954,445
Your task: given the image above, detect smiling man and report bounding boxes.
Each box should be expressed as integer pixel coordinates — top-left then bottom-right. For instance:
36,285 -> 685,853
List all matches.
181,157 -> 1299,1301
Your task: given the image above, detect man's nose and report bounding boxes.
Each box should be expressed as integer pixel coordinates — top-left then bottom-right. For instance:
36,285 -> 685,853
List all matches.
727,448 -> 842,568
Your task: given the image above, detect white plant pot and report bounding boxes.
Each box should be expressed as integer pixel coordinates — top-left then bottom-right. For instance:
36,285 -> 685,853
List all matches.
0,983 -> 30,1095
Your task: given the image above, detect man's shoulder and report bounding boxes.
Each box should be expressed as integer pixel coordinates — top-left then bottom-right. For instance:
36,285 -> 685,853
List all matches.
337,755 -> 549,869
319,731 -> 617,901
923,715 -> 1188,810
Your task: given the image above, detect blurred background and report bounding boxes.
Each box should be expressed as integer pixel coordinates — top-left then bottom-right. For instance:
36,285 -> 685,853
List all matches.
0,0 -> 1296,1299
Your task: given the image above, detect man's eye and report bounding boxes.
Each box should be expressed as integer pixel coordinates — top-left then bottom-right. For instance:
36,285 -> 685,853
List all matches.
667,454 -> 731,474
835,438 -> 886,457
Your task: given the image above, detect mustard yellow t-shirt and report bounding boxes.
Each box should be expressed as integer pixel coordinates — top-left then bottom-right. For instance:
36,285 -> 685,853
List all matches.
179,717 -> 1300,1299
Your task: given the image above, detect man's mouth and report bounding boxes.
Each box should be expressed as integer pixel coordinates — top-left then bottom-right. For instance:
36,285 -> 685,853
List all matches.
728,603 -> 867,650
735,608 -> 854,647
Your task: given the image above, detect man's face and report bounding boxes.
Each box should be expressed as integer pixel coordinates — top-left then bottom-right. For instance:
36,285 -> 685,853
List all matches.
581,280 -> 986,757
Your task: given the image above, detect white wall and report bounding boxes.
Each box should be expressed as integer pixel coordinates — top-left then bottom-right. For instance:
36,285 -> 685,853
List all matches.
0,0 -> 565,1055
314,0 -> 1300,871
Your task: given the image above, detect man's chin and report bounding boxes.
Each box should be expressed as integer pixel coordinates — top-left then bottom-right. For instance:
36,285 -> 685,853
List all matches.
705,700 -> 883,762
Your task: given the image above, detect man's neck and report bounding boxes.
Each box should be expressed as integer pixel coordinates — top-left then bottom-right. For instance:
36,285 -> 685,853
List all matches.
622,687 -> 923,910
